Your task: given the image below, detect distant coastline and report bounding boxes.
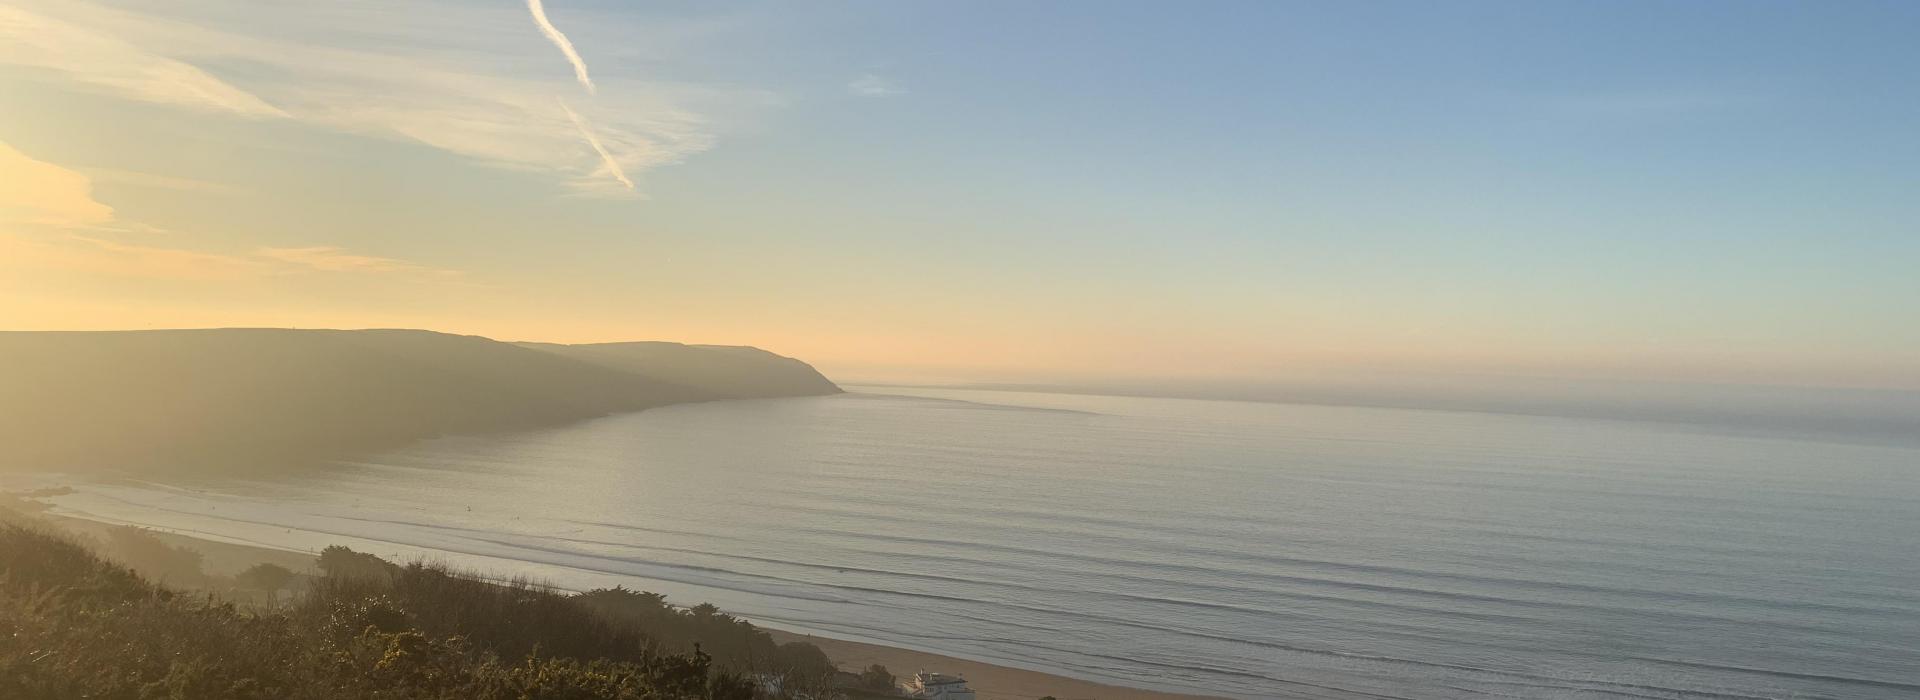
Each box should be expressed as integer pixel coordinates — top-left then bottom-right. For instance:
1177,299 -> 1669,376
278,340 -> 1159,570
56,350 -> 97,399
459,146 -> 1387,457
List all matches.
0,328 -> 840,473
862,377 -> 1920,448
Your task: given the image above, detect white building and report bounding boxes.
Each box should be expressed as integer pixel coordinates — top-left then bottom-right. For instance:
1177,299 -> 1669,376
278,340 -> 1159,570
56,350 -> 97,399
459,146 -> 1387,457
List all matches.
904,671 -> 976,700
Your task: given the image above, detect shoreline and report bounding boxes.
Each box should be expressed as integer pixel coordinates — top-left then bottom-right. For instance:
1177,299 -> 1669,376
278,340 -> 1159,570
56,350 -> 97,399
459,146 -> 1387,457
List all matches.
37,511 -> 1223,700
764,628 -> 1221,700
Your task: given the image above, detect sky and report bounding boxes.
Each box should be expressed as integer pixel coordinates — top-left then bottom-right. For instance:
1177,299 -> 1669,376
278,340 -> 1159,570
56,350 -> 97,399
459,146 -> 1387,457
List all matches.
2,0 -> 1917,388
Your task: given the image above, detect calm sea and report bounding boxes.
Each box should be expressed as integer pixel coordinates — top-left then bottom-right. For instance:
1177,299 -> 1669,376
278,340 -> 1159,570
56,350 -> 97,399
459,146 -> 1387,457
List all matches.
40,387 -> 1920,699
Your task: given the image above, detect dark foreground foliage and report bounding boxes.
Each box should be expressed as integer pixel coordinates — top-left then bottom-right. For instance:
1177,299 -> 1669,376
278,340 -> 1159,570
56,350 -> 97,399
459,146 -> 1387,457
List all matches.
312,547 -> 835,681
0,524 -> 831,699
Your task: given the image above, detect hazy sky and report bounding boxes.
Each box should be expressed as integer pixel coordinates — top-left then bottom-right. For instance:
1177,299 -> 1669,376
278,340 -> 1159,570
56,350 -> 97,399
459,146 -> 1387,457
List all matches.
3,1 -> 1917,387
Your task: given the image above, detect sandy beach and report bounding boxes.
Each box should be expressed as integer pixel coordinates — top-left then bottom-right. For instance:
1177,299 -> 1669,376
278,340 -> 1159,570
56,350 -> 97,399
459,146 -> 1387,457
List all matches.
38,512 -> 1217,700
765,628 -> 1219,700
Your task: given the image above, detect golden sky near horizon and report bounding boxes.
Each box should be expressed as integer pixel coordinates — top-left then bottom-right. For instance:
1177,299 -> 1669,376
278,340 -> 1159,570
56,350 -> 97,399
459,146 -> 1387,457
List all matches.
4,132 -> 1915,389
5,1 -> 1918,389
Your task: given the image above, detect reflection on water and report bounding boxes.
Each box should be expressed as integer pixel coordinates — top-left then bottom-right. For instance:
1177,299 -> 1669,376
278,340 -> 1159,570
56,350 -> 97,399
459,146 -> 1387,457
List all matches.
43,387 -> 1920,699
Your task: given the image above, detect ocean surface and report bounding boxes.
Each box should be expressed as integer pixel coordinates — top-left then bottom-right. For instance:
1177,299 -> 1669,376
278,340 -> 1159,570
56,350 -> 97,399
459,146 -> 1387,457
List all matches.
32,387 -> 1920,699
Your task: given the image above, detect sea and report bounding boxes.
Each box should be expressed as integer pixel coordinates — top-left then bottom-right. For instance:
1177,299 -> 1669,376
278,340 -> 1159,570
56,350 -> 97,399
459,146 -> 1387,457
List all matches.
28,386 -> 1920,699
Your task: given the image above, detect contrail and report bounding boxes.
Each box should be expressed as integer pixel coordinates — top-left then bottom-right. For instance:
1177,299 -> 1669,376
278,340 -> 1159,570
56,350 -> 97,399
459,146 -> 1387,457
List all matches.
560,101 -> 633,190
527,0 -> 595,94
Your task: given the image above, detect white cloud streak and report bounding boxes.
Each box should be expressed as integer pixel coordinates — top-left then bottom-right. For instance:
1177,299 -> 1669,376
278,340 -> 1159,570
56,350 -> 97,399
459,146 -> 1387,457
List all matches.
526,0 -> 595,95
1,140 -> 456,281
560,100 -> 634,191
848,74 -> 901,97
0,1 -> 752,195
0,5 -> 286,118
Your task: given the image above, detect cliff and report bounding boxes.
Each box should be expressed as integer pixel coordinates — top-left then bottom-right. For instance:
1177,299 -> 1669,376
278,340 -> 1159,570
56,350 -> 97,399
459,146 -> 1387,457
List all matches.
516,341 -> 841,399
0,328 -> 839,472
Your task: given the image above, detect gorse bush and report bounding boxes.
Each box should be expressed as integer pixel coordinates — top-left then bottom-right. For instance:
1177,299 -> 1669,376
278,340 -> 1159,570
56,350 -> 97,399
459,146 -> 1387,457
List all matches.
0,523 -> 827,699
101,525 -> 208,587
237,562 -> 295,596
320,544 -> 401,582
577,587 -> 834,677
857,664 -> 895,692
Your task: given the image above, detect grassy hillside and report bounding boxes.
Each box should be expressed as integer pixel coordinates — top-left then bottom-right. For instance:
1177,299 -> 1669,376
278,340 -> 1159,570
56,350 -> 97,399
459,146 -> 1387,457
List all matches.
0,520 -> 837,699
0,329 -> 838,472
517,341 -> 841,399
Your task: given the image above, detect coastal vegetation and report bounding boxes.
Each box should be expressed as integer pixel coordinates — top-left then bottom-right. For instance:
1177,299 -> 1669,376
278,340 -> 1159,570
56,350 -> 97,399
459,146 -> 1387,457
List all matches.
0,517 -> 838,699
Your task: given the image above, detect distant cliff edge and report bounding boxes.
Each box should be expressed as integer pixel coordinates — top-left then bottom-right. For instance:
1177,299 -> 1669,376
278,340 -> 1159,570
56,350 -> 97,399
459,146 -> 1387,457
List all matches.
516,341 -> 839,399
0,328 -> 841,472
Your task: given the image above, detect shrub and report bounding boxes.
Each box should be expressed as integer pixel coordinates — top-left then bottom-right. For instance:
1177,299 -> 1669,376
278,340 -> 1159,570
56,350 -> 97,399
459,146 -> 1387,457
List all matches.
859,664 -> 896,691
237,562 -> 295,598
100,525 -> 206,586
317,544 -> 398,582
0,526 -> 782,699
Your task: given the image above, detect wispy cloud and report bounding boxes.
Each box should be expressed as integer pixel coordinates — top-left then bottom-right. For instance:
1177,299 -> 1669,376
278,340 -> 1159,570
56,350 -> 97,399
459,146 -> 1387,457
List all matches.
1,142 -> 175,236
848,74 -> 902,97
3,234 -> 456,282
0,1 -> 752,194
0,140 -> 115,228
1,233 -> 459,282
2,139 -> 455,281
83,167 -> 249,196
254,246 -> 439,274
0,5 -> 286,118
525,0 -> 595,95
53,235 -> 269,279
560,100 -> 634,192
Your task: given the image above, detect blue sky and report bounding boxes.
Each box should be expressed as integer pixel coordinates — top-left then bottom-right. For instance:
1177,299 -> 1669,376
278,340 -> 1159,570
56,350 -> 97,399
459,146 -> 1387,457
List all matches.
2,1 -> 1916,386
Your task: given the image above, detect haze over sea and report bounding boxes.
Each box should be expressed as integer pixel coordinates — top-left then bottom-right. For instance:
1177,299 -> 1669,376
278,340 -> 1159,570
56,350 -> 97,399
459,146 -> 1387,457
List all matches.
36,387 -> 1920,700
